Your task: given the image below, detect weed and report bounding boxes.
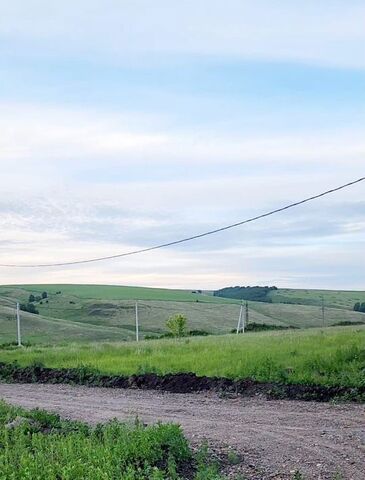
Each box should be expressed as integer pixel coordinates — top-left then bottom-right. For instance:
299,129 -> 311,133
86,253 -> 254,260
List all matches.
227,449 -> 240,465
0,402 -> 224,479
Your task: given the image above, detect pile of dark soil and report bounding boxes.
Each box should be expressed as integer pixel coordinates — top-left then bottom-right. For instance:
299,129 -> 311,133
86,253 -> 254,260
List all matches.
0,362 -> 363,402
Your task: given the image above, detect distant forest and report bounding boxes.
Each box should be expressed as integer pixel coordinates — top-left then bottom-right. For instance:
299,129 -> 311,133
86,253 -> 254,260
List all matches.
213,286 -> 277,302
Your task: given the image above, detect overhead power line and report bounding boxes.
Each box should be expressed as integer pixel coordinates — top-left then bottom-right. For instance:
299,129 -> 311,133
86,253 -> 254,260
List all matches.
0,176 -> 364,268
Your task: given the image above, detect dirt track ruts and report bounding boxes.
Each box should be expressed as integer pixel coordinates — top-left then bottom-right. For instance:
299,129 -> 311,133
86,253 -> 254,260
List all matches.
0,383 -> 364,479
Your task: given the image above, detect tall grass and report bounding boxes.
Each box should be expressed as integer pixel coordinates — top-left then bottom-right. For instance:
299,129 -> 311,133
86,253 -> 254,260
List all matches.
0,326 -> 364,387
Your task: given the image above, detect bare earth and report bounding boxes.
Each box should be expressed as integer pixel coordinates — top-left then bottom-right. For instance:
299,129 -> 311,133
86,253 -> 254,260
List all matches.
0,383 -> 364,480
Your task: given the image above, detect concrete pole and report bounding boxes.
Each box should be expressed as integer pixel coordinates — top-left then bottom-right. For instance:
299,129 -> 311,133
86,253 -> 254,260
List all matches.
236,302 -> 243,333
135,300 -> 139,342
16,302 -> 22,346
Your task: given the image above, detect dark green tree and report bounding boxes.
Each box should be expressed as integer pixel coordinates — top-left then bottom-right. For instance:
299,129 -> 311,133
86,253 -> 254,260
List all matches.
360,303 -> 365,313
20,303 -> 39,314
28,294 -> 35,303
354,302 -> 360,311
42,291 -> 48,299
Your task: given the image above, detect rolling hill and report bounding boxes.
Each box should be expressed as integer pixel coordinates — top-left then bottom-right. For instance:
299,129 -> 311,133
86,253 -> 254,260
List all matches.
0,284 -> 364,345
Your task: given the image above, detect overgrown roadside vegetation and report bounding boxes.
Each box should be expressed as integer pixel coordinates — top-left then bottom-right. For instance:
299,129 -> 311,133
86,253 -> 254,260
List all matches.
0,326 -> 364,397
0,401 -> 225,479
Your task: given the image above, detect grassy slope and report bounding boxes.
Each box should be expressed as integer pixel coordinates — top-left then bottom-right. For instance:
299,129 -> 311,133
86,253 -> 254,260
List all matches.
1,284 -> 365,344
0,284 -> 236,303
269,288 -> 365,309
0,305 -> 132,344
1,326 -> 364,387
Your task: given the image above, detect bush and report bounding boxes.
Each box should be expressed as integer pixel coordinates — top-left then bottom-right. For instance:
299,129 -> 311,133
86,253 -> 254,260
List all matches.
20,303 -> 39,315
353,302 -> 365,313
231,323 -> 296,333
0,402 -> 223,479
166,314 -> 187,338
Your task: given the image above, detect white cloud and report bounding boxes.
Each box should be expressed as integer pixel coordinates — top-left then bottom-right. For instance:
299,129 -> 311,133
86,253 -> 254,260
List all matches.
1,1 -> 364,68
1,103 -> 364,175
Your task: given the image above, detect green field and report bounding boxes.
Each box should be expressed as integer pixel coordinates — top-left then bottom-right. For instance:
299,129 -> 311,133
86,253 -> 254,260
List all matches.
1,326 -> 364,387
1,284 -> 364,345
0,284 -> 231,303
269,288 -> 365,309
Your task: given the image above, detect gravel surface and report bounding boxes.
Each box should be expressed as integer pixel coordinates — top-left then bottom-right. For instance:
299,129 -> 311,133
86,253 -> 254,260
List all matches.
0,383 -> 364,479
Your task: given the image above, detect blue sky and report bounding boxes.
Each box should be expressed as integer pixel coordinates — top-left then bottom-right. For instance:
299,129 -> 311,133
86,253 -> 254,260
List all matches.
0,0 -> 364,289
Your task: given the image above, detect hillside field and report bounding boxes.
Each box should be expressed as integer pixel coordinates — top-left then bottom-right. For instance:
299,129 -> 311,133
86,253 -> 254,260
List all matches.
268,288 -> 365,309
1,284 -> 365,344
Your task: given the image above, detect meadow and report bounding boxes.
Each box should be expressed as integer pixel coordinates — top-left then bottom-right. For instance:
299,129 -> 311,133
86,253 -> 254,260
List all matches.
269,288 -> 365,309
1,326 -> 364,388
0,401 -> 222,480
1,284 -> 364,344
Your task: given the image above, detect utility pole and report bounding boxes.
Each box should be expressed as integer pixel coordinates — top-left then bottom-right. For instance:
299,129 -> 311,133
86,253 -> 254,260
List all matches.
16,302 -> 22,346
135,300 -> 139,342
245,301 -> 249,330
321,296 -> 325,327
236,301 -> 244,334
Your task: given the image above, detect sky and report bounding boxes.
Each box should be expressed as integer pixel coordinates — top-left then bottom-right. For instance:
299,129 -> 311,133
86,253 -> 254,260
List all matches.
0,0 -> 364,290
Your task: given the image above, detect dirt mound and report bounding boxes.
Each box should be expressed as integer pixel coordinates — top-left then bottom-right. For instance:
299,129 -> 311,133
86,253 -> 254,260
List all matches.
0,363 -> 363,402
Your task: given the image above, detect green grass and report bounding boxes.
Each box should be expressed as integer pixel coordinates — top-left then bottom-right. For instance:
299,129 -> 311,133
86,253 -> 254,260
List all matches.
1,284 -> 364,344
269,288 -> 365,309
0,401 -> 223,479
1,326 -> 364,387
0,284 -> 234,303
0,304 -> 132,344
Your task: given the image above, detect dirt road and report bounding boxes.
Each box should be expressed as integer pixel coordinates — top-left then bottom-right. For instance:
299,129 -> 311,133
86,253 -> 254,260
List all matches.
0,383 -> 364,479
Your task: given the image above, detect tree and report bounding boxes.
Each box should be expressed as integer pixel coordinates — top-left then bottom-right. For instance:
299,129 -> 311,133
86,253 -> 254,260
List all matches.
42,291 -> 48,299
166,314 -> 187,338
20,303 -> 39,315
361,303 -> 365,313
28,294 -> 35,303
354,302 -> 361,312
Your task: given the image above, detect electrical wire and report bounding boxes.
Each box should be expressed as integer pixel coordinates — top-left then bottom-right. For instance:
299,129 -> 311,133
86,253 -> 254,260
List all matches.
0,176 -> 364,268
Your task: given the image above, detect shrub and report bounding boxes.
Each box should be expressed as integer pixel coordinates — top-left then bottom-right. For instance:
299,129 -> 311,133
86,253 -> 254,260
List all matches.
166,314 -> 187,338
0,402 -> 222,479
20,303 -> 39,315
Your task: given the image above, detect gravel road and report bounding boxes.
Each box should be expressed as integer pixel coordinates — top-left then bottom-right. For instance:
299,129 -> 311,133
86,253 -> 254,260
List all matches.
0,383 -> 364,479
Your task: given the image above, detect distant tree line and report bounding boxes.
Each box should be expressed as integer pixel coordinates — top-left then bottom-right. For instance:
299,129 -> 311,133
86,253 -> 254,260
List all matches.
20,291 -> 48,315
28,292 -> 47,303
353,302 -> 365,313
214,286 -> 277,302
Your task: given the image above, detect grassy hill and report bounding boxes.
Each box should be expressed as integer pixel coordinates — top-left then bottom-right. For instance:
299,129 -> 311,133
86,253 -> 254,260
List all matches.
213,286 -> 365,310
1,284 -> 364,345
268,288 -> 365,309
0,284 -> 233,303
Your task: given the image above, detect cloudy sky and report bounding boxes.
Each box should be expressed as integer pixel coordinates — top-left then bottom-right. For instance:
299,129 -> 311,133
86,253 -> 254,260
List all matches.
0,0 -> 364,289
